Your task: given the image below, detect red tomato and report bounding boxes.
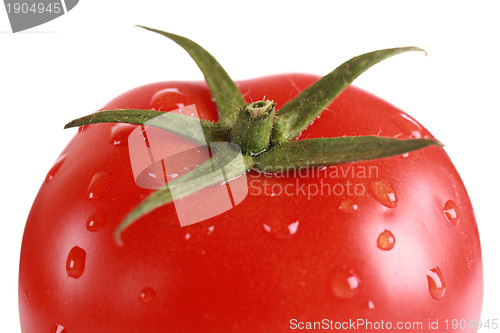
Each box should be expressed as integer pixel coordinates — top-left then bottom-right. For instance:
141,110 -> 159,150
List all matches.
19,74 -> 482,332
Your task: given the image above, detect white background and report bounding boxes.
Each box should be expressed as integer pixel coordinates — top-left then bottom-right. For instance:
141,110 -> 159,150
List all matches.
1,1 -> 499,331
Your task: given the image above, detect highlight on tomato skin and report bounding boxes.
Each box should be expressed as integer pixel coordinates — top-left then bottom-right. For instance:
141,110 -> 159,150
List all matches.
18,27 -> 482,333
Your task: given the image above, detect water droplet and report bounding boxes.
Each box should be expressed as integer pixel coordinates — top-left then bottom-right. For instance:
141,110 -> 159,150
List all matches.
183,225 -> 215,243
150,88 -> 188,112
52,324 -> 67,333
427,267 -> 446,299
87,172 -> 110,200
362,300 -> 375,311
45,155 -> 68,183
339,199 -> 359,213
139,287 -> 156,304
109,123 -> 135,146
443,200 -> 459,225
377,230 -> 395,250
401,152 -> 410,159
330,269 -> 360,299
399,113 -> 423,138
288,221 -> 299,235
262,220 -> 299,239
66,246 -> 86,279
86,209 -> 107,232
370,181 -> 398,208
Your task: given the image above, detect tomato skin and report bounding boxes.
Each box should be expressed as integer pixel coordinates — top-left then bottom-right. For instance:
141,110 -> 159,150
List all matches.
19,74 -> 482,332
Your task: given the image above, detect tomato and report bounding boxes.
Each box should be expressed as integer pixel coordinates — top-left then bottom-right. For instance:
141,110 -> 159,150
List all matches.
19,29 -> 482,333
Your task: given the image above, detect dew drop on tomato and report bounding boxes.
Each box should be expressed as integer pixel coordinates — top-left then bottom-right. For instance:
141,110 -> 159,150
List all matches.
86,209 -> 107,232
398,113 -> 424,139
443,200 -> 459,225
262,220 -> 299,239
338,199 -> 359,213
51,324 -> 67,333
150,88 -> 188,112
66,246 -> 86,279
45,154 -> 67,183
426,267 -> 446,299
369,181 -> 398,208
109,123 -> 136,146
330,269 -> 360,300
183,225 -> 215,243
377,230 -> 395,250
138,287 -> 156,304
87,172 -> 110,200
361,300 -> 375,312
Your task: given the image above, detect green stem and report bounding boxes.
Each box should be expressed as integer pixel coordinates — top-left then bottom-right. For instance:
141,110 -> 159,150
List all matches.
136,25 -> 245,127
114,143 -> 253,245
272,46 -> 425,144
63,27 -> 439,245
230,100 -> 275,156
64,109 -> 228,144
252,136 -> 441,172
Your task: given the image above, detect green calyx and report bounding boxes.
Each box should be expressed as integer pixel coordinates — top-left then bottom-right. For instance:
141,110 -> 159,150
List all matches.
231,100 -> 276,156
64,26 -> 438,245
